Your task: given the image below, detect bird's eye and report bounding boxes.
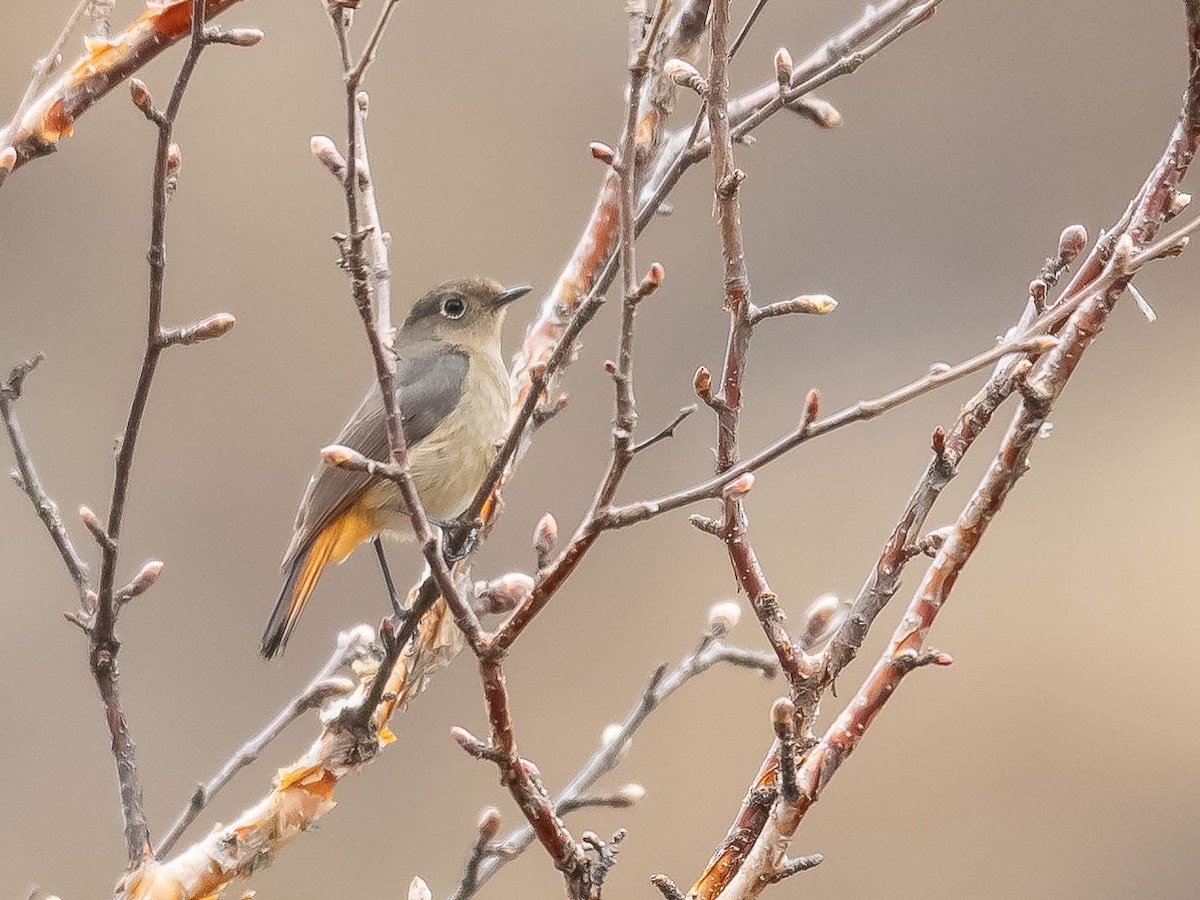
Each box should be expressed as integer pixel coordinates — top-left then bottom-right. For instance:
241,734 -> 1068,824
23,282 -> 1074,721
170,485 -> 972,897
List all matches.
442,295 -> 466,319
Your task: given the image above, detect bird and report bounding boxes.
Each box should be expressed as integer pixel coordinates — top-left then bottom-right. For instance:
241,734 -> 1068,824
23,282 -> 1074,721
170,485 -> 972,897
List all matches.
260,276 -> 531,659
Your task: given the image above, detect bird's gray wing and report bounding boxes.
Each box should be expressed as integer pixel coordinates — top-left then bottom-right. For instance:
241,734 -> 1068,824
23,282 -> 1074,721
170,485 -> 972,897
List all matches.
282,344 -> 469,570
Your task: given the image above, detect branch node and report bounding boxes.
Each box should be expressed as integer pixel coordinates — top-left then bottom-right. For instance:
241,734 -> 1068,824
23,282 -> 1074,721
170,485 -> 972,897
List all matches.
717,168 -> 746,200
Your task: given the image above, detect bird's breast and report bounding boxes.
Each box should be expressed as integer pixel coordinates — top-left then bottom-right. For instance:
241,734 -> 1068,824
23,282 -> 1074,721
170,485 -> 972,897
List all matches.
367,351 -> 511,526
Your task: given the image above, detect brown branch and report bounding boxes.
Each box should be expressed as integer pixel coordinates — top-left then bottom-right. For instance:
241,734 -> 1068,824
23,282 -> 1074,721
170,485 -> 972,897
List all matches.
602,333 -> 1058,529
153,633 -> 364,858
695,3 -> 1200,895
84,0 -> 243,867
0,0 -> 247,186
317,8 -> 485,757
703,0 -> 807,690
1,353 -> 92,601
325,3 -> 483,674
0,0 -> 92,156
452,607 -> 779,899
113,600 -> 464,900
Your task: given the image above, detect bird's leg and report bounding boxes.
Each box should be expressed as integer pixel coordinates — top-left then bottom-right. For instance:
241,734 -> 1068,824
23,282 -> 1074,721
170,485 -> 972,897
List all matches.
431,516 -> 480,564
374,537 -> 405,621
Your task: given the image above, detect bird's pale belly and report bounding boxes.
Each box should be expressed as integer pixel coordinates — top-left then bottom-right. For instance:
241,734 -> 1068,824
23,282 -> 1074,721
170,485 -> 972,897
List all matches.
361,362 -> 508,536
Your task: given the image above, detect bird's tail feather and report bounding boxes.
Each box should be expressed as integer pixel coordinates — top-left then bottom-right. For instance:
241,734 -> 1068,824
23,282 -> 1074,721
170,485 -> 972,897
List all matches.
261,510 -> 373,659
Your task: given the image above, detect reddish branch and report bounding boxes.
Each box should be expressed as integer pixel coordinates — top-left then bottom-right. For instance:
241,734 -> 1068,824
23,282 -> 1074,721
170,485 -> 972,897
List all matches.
692,3 -> 1200,895
1,0 -> 246,185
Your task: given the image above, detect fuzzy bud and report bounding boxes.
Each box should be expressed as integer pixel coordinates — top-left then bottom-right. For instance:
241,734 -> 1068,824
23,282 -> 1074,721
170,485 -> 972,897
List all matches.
611,783 -> 647,807
1028,278 -> 1047,305
799,593 -> 844,650
754,294 -> 838,321
164,312 -> 236,346
162,146 -> 180,178
636,262 -> 665,299
129,78 -> 153,114
664,57 -> 706,93
125,559 -> 164,599
477,806 -> 503,842
1171,192 -> 1192,216
310,134 -> 348,179
802,388 -> 820,427
1111,232 -> 1135,275
771,696 -> 796,737
589,141 -> 615,165
533,512 -> 558,567
475,572 -> 535,615
601,723 -> 632,762
217,27 -> 265,47
408,877 -> 432,900
706,600 -> 742,637
450,726 -> 488,757
79,505 -> 100,531
1056,224 -> 1088,267
790,95 -> 843,128
774,48 -> 793,91
321,443 -> 370,470
0,147 -> 16,171
930,425 -> 947,458
722,472 -> 755,499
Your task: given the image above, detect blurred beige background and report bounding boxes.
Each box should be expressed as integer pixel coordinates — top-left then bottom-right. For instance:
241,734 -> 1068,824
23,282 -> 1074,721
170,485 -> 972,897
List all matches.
2,2 -> 1199,898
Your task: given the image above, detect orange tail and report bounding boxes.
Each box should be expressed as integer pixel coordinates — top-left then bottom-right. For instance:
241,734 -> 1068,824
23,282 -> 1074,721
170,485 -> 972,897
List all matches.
261,510 -> 374,659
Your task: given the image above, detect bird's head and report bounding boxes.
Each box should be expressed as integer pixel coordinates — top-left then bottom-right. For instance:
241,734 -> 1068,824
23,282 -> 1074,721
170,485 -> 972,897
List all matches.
400,277 -> 532,351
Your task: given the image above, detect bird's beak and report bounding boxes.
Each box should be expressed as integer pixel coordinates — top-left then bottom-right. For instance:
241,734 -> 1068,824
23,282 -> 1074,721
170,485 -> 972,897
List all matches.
493,284 -> 533,308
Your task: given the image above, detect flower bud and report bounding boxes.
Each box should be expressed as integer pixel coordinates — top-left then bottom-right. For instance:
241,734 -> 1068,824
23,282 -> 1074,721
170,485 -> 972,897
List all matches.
477,806 -> 503,842
125,560 -> 164,599
706,600 -> 742,637
722,472 -> 755,499
601,723 -> 632,762
533,512 -> 558,567
1056,224 -> 1087,267
129,78 -> 153,114
321,444 -> 369,470
799,593 -> 844,650
589,142 -> 615,165
771,696 -> 795,736
611,783 -> 647,806
408,877 -> 432,900
774,48 -> 793,91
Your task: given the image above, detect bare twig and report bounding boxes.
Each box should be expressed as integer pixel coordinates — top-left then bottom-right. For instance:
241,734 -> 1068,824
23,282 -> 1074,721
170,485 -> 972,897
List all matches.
602,334 -> 1058,528
325,4 -> 483,696
452,611 -> 778,898
1,353 -> 91,600
693,4 -> 1200,895
153,633 -> 365,857
82,0 -> 241,866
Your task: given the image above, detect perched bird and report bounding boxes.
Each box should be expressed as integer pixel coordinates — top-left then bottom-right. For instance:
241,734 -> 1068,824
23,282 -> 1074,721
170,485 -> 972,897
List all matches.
261,277 -> 531,659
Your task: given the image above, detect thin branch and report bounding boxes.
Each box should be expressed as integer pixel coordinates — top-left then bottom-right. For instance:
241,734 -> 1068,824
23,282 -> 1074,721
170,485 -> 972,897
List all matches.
631,403 -> 698,454
153,634 -> 364,858
452,616 -> 778,898
89,0 -> 226,866
1,0 -> 247,185
1,353 -> 91,600
325,5 -> 483,673
698,4 -> 1200,894
603,334 -> 1058,529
